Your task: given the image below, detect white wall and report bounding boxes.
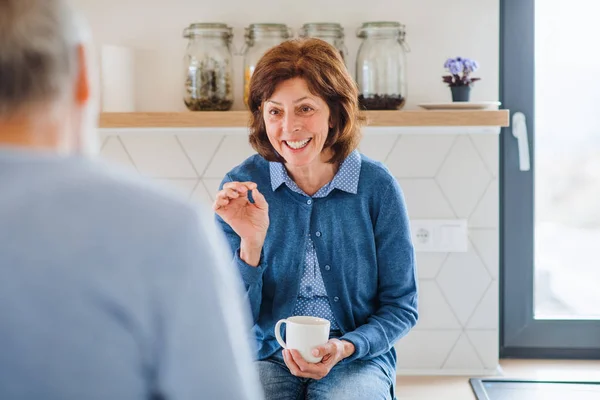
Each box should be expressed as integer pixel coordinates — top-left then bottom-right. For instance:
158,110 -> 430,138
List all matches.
74,0 -> 499,111
79,0 -> 501,376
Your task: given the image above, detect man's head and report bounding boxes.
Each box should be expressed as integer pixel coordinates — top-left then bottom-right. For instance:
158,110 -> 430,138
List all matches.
0,0 -> 98,154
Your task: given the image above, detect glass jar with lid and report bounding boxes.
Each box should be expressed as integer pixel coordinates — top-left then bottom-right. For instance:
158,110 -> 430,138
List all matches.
183,23 -> 234,111
355,21 -> 409,110
241,23 -> 292,107
299,23 -> 347,64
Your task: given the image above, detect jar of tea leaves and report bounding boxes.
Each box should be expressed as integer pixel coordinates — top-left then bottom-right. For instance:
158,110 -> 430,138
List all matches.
355,21 -> 409,110
183,23 -> 234,111
298,23 -> 347,64
241,23 -> 292,107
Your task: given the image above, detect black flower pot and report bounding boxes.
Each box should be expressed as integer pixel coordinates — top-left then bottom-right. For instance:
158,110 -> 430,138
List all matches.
451,85 -> 471,102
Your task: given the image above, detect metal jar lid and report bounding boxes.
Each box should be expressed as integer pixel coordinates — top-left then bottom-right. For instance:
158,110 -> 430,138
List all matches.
299,22 -> 344,38
357,21 -> 406,41
183,22 -> 233,41
244,23 -> 292,40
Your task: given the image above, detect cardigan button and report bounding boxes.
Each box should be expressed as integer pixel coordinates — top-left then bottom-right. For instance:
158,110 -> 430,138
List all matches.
307,199 -> 313,205
333,296 -> 339,302
315,231 -> 321,237
324,265 -> 331,271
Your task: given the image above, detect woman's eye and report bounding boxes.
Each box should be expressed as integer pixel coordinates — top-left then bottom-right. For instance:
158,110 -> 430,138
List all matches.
300,106 -> 314,113
269,109 -> 280,115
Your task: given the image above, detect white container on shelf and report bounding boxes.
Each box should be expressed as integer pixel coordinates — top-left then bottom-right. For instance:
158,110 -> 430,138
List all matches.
100,44 -> 135,112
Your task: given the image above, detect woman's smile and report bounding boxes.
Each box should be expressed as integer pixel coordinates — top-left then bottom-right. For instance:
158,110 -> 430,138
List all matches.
284,138 -> 312,150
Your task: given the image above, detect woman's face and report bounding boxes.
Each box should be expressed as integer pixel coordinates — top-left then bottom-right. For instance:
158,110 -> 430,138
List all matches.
263,77 -> 331,168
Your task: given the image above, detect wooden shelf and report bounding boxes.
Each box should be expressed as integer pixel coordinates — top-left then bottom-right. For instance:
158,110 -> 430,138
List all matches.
99,110 -> 509,129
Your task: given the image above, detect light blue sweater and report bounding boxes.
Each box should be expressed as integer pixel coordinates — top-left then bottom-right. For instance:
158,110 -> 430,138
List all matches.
0,148 -> 262,400
216,153 -> 419,380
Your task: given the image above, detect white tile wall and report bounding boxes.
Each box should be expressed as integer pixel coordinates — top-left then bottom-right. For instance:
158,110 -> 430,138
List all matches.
99,131 -> 500,375
397,179 -> 456,219
386,135 -> 456,178
100,136 -> 136,171
120,134 -> 198,178
414,253 -> 448,280
470,229 -> 500,280
190,180 -> 214,204
469,135 -> 499,178
466,283 -> 499,330
436,244 -> 493,325
203,136 -> 256,178
177,134 -> 225,176
358,134 -> 399,162
470,180 -> 499,228
436,136 -> 493,218
443,334 -> 484,371
395,330 -> 462,370
466,330 -> 499,370
414,281 -> 461,330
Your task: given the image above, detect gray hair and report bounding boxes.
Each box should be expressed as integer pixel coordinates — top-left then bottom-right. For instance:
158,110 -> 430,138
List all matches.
0,0 -> 81,117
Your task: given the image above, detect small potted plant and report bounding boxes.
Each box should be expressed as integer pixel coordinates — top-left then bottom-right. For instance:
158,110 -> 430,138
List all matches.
442,57 -> 480,102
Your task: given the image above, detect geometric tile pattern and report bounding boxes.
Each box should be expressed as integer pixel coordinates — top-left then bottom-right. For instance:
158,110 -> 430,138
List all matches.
436,136 -> 493,218
358,134 -> 399,162
98,131 -> 500,375
120,134 -> 198,178
470,180 -> 499,228
415,253 -> 448,280
466,282 -> 499,330
414,281 -> 461,330
466,330 -> 499,370
386,135 -> 457,178
436,244 -> 493,325
470,229 -> 500,280
395,329 -> 462,370
469,134 -> 499,178
397,179 -> 456,219
99,136 -> 136,171
443,333 -> 484,370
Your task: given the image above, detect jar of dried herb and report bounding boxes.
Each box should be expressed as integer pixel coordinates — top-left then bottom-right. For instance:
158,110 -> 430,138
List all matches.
356,21 -> 409,110
183,23 -> 234,111
240,23 -> 292,107
298,23 -> 347,65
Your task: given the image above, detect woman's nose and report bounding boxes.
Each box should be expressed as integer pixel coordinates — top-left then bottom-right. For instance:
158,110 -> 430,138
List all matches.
283,113 -> 301,134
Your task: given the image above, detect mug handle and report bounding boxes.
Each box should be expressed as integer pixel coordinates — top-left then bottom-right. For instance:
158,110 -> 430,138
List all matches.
274,319 -> 288,349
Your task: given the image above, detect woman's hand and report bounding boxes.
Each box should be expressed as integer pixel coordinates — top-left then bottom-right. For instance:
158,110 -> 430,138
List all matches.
282,339 -> 355,380
213,181 -> 269,265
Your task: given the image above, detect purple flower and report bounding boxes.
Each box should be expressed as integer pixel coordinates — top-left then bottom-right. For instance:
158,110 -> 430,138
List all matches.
448,60 -> 463,75
442,56 -> 481,87
463,58 -> 479,73
443,58 -> 455,69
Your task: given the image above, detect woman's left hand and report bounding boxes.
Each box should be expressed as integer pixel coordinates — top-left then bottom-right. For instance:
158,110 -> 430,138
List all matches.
282,339 -> 355,380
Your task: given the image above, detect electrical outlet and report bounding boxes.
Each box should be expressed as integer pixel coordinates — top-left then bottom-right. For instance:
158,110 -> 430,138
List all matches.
409,219 -> 468,252
414,227 -> 431,245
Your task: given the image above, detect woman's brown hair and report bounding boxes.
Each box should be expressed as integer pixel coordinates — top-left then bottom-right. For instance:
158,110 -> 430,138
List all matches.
248,38 -> 365,164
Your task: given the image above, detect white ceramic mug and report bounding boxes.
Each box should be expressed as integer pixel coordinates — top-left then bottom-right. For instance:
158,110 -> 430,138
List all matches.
274,316 -> 330,363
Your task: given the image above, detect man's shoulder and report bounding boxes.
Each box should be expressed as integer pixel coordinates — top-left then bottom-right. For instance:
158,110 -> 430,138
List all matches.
48,158 -> 204,232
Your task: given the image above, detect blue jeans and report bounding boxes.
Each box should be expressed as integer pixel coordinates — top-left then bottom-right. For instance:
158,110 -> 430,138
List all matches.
257,351 -> 395,400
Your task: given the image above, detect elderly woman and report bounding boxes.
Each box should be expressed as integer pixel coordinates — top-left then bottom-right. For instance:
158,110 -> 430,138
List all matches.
214,38 -> 418,400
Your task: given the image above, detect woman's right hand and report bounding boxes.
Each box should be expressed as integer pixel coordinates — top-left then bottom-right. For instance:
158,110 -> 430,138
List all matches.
213,181 -> 269,264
